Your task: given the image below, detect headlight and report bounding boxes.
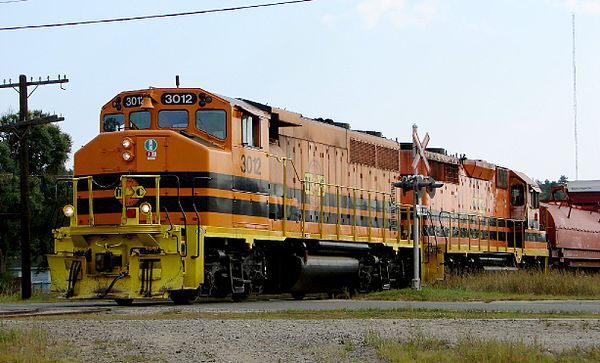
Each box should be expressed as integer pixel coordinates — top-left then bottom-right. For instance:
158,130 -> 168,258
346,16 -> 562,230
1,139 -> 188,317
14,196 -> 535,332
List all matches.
122,137 -> 133,149
122,151 -> 134,161
140,202 -> 152,214
63,204 -> 74,217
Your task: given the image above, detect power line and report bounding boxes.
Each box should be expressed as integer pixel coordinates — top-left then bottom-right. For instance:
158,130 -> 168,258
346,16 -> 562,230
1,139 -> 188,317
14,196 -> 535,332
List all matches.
0,0 -> 313,31
0,0 -> 29,4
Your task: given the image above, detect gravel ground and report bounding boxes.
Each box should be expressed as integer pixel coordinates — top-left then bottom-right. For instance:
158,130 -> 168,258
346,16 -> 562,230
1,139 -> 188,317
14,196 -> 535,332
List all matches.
4,317 -> 600,362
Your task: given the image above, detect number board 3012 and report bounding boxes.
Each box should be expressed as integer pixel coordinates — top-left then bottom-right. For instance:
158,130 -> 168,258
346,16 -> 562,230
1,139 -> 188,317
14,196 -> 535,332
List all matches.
161,93 -> 197,105
123,95 -> 144,107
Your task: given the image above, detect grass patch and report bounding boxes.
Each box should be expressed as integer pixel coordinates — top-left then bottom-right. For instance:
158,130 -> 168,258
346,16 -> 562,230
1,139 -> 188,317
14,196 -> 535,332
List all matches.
365,332 -> 600,363
28,308 -> 600,321
362,270 -> 600,301
443,269 -> 600,296
0,292 -> 63,304
0,324 -> 73,363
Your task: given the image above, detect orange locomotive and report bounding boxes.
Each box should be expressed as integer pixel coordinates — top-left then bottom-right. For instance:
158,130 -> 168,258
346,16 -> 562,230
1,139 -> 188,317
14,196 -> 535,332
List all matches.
48,86 -> 548,304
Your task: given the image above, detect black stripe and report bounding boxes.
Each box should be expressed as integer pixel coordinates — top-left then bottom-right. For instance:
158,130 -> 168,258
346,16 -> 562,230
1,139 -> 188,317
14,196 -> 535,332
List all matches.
78,172 -> 270,195
77,195 -> 268,219
76,171 -> 392,213
76,195 -> 396,229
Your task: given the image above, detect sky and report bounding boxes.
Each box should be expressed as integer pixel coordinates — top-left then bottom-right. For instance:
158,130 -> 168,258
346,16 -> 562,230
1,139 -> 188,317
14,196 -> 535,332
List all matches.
0,0 -> 599,182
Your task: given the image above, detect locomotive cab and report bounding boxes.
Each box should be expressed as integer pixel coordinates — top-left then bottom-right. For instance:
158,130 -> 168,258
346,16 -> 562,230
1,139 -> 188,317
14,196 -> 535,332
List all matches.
100,90 -> 231,147
507,171 -> 545,256
509,171 -> 542,230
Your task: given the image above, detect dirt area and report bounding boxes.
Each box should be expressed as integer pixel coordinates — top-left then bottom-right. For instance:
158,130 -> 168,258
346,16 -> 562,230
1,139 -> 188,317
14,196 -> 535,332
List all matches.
4,317 -> 600,362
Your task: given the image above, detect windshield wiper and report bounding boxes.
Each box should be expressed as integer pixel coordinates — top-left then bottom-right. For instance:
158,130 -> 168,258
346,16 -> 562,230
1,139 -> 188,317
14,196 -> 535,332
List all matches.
129,121 -> 139,130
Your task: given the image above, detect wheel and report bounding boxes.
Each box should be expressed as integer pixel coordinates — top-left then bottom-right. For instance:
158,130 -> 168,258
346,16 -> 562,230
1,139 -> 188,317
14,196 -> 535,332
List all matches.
232,292 -> 248,302
291,291 -> 306,300
114,298 -> 133,306
169,290 -> 197,305
232,283 -> 251,302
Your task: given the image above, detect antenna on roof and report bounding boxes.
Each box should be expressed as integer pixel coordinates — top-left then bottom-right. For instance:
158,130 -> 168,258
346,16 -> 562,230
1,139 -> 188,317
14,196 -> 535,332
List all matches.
572,14 -> 579,180
176,75 -> 180,88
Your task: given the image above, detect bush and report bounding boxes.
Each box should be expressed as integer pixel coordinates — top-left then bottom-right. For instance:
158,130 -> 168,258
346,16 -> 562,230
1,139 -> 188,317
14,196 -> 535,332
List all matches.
0,271 -> 17,295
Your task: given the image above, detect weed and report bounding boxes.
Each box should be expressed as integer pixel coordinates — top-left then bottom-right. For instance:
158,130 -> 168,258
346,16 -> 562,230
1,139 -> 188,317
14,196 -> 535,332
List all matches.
364,331 -> 600,363
0,324 -> 74,363
362,270 -> 600,301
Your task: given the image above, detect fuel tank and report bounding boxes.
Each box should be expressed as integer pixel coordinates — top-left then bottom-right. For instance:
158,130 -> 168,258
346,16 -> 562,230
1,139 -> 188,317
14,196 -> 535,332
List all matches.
284,255 -> 359,293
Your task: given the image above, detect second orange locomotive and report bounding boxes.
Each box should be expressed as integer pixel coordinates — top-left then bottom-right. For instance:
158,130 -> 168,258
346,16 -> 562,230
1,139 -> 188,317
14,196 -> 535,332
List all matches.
48,86 -> 548,304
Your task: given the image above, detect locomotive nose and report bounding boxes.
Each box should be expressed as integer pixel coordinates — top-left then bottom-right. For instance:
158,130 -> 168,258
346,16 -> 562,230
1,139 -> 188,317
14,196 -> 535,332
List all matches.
130,135 -> 167,172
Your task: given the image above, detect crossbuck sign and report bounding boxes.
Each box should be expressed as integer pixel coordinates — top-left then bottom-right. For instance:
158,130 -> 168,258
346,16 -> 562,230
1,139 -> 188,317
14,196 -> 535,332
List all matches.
411,125 -> 430,174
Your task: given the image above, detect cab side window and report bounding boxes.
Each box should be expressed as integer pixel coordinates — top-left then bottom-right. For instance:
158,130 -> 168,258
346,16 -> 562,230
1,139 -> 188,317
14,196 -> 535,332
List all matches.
510,184 -> 525,206
196,110 -> 226,140
530,190 -> 540,208
242,114 -> 260,148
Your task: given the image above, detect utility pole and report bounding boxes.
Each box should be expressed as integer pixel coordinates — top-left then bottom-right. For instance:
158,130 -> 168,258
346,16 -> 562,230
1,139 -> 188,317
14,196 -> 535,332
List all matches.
0,74 -> 67,299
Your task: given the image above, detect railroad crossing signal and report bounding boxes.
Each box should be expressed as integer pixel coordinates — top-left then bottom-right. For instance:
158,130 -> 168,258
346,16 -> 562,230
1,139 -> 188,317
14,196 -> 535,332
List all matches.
412,125 -> 430,174
393,176 -> 443,199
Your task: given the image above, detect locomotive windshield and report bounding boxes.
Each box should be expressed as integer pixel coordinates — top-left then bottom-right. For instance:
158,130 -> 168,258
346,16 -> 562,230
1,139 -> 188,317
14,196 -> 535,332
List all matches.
196,109 -> 227,140
130,111 -> 150,129
511,184 -> 525,206
158,110 -> 189,129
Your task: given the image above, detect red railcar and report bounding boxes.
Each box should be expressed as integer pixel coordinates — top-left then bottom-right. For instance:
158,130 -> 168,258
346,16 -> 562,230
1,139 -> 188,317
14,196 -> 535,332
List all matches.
541,181 -> 600,268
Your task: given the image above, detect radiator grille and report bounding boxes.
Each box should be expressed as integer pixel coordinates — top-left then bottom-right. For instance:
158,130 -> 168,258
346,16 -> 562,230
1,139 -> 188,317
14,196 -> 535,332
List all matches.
350,139 -> 376,167
350,139 -> 399,171
377,145 -> 399,170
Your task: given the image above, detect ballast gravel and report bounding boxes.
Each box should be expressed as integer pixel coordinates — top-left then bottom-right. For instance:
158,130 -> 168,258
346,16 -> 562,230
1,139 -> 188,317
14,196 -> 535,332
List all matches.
4,316 -> 600,362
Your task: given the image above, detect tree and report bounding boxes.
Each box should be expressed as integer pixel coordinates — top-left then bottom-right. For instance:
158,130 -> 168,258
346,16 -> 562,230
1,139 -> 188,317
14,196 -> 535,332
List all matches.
0,111 -> 72,286
537,175 -> 568,201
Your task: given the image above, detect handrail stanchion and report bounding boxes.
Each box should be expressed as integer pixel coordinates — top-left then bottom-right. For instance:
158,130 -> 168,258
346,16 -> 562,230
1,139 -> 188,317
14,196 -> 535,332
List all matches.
505,219 -> 509,252
478,215 -> 482,251
336,186 -> 340,240
407,206 -> 412,242
154,176 -> 161,224
448,214 -> 452,251
72,178 -> 79,227
468,214 -> 472,251
353,189 -> 357,241
396,203 -> 401,244
301,179 -> 306,237
486,216 -> 490,252
282,158 -> 287,237
496,218 -> 500,252
319,181 -> 324,238
120,176 -> 127,225
367,193 -> 372,241
87,177 -> 94,226
457,214 -> 461,251
382,194 -> 386,242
